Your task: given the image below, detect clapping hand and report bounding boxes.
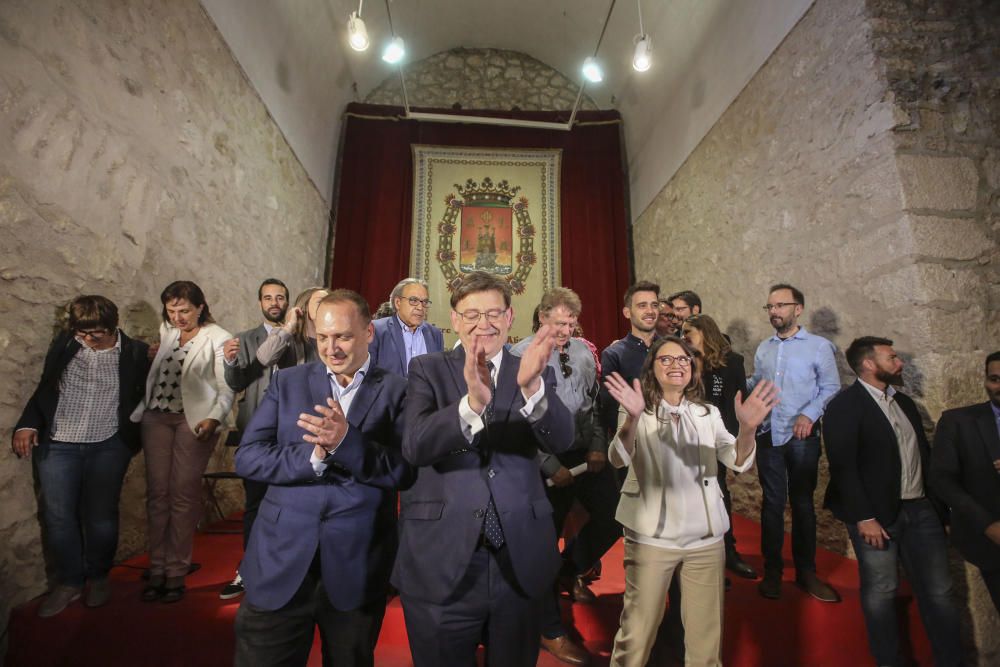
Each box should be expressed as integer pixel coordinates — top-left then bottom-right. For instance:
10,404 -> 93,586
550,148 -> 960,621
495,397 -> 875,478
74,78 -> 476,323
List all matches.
516,325 -> 557,396
604,372 -> 645,419
298,398 -> 349,456
735,380 -> 779,430
463,335 -> 493,414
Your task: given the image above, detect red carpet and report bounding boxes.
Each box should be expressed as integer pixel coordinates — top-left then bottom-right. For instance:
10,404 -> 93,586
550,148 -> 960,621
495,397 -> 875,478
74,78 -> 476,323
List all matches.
7,515 -> 933,666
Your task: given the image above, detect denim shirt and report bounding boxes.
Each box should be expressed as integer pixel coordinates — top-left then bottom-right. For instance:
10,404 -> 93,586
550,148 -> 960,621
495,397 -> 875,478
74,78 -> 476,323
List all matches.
748,327 -> 840,446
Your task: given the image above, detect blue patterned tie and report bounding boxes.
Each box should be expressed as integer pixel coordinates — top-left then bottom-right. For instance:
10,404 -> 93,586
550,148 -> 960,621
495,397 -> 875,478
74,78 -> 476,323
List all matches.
482,361 -> 504,549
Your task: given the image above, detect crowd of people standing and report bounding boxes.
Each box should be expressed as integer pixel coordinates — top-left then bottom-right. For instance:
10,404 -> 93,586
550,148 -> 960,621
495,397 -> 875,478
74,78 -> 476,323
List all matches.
11,272 -> 1000,667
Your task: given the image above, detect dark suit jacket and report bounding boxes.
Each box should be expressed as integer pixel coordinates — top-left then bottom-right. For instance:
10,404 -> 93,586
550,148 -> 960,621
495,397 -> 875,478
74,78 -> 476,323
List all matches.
369,316 -> 444,377
930,402 -> 1000,572
823,381 -> 944,526
16,330 -> 150,451
235,361 -> 413,611
224,324 -> 298,434
391,346 -> 574,603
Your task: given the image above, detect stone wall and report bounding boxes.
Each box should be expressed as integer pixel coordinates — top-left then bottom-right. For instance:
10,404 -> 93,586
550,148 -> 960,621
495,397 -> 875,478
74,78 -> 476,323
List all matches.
0,0 -> 329,631
365,47 -> 597,111
633,0 -> 998,661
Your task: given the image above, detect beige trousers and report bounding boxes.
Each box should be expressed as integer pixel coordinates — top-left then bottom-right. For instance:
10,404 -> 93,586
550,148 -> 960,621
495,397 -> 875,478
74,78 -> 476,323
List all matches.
141,410 -> 214,578
610,538 -> 725,667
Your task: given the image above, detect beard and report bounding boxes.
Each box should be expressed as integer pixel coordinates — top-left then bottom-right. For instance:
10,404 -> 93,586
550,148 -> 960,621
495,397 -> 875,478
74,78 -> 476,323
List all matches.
875,367 -> 904,387
262,305 -> 288,324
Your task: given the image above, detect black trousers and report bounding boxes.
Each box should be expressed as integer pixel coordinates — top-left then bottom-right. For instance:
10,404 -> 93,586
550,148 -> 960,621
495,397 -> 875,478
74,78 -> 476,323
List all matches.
234,563 -> 386,667
541,451 -> 621,637
401,544 -> 542,667
983,568 -> 1000,613
242,478 -> 269,550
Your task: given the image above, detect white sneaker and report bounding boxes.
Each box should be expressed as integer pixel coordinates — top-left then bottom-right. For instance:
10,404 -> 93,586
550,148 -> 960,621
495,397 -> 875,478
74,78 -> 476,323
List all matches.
219,572 -> 245,600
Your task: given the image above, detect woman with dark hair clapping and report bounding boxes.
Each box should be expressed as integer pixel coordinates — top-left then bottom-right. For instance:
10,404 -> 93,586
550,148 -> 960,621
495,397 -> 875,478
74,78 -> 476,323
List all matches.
132,280 -> 234,603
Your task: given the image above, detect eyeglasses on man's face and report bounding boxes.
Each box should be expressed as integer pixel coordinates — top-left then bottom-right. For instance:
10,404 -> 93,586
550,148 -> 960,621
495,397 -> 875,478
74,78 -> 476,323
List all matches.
762,302 -> 798,312
655,354 -> 692,368
76,328 -> 111,340
456,308 -> 508,324
405,297 -> 432,308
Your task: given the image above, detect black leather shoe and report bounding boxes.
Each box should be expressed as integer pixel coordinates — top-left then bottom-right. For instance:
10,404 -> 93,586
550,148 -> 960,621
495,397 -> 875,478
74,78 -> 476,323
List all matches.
795,572 -> 841,603
726,552 -> 758,579
757,573 -> 781,600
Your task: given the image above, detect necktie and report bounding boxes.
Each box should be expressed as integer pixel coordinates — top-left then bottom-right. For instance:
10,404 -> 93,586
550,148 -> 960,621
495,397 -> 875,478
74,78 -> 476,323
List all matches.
481,360 -> 505,548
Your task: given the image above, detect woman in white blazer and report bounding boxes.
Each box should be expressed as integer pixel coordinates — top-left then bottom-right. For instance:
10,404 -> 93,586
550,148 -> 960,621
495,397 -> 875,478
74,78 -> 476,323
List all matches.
131,281 -> 234,603
604,337 -> 777,667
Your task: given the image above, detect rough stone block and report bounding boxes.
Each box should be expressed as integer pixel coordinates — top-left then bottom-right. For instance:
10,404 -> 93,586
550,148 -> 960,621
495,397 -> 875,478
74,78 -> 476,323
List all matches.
896,154 -> 978,211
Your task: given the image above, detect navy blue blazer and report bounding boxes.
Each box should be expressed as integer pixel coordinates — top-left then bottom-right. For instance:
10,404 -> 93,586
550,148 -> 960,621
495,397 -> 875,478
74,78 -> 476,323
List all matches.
369,316 -> 444,377
235,361 -> 412,611
931,402 -> 1000,572
823,381 -> 945,526
391,346 -> 574,603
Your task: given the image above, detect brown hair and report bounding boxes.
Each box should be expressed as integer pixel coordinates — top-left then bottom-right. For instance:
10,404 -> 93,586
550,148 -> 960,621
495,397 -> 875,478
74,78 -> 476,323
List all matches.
623,280 -> 660,308
160,281 -> 213,324
538,286 -> 582,317
682,314 -> 731,372
317,289 -> 372,324
450,271 -> 512,309
68,295 -> 119,332
639,336 -> 707,416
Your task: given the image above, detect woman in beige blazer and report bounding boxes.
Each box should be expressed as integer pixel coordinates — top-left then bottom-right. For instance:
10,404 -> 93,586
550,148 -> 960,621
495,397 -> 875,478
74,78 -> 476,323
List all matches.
604,337 -> 777,667
131,280 -> 234,603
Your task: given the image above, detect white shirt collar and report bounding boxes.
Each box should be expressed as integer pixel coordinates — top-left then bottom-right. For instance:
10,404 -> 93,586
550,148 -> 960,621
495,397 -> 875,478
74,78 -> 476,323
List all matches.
327,353 -> 371,389
858,377 -> 896,402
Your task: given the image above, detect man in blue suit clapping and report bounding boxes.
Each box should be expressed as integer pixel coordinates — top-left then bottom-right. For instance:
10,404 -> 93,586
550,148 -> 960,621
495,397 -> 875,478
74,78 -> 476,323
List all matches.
234,289 -> 412,667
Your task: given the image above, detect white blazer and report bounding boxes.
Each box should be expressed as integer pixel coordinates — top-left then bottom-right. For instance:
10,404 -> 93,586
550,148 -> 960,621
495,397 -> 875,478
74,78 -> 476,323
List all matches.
131,322 -> 235,431
609,402 -> 754,543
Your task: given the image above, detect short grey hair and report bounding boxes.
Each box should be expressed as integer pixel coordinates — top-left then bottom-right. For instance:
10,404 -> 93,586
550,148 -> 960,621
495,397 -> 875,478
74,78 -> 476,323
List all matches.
389,278 -> 428,312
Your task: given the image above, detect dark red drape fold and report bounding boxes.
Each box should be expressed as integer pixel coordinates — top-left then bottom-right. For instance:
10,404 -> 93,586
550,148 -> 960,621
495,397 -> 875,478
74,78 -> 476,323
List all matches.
330,103 -> 631,351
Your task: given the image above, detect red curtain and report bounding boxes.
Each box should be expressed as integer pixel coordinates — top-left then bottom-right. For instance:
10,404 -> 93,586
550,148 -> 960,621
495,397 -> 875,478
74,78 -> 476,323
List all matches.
329,103 -> 631,351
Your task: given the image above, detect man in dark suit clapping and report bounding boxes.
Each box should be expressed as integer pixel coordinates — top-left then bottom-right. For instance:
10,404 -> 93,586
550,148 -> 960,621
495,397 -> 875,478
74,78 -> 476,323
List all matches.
824,336 -> 961,667
392,271 -> 575,667
931,350 -> 1000,612
233,290 -> 412,667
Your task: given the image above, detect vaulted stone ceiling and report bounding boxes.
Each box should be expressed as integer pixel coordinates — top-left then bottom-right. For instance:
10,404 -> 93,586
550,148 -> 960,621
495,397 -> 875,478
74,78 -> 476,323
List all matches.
201,0 -> 814,215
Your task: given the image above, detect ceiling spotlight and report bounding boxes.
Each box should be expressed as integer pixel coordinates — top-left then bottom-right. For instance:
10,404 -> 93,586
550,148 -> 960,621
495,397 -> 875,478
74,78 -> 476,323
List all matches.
582,57 -> 603,83
347,12 -> 369,51
633,35 -> 652,72
382,35 -> 405,64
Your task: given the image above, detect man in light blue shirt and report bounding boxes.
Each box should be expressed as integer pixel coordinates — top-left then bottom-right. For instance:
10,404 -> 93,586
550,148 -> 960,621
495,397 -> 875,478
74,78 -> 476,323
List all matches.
749,283 -> 841,603
370,278 -> 444,376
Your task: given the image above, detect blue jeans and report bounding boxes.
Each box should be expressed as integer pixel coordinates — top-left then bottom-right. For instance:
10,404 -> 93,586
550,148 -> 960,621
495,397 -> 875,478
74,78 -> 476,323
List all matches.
847,499 -> 962,667
35,434 -> 133,587
756,434 -> 819,576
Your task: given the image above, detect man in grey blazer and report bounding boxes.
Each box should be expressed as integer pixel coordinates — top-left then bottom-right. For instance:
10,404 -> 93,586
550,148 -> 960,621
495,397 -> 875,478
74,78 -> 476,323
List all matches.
219,278 -> 302,599
369,278 -> 444,377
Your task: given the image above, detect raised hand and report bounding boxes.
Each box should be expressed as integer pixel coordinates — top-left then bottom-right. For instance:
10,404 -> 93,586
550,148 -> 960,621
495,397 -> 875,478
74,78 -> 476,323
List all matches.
464,334 -> 493,414
735,380 -> 779,430
223,337 -> 240,363
298,397 -> 349,453
604,372 -> 645,419
283,306 -> 302,334
516,324 -> 557,396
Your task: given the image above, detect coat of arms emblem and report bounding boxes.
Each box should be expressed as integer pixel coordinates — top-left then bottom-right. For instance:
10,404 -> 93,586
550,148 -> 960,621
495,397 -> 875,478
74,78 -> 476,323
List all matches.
436,177 -> 537,294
